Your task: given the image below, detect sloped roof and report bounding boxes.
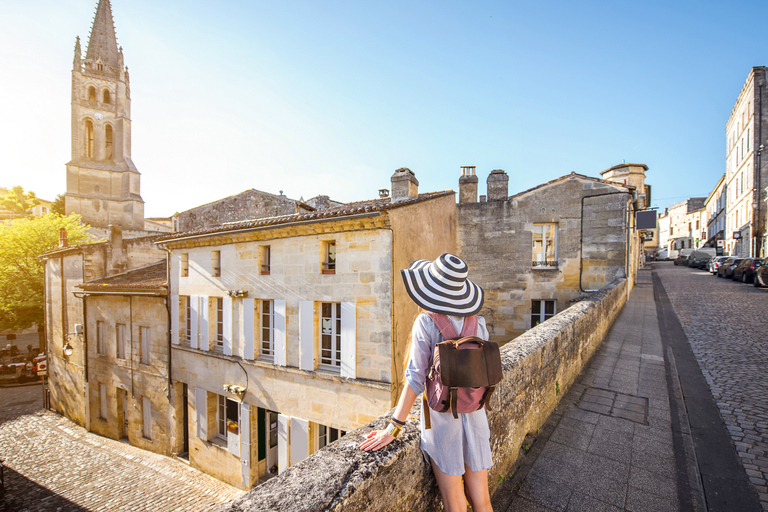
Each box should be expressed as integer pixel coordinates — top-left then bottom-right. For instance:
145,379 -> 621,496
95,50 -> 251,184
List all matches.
79,261 -> 166,292
509,172 -> 634,201
157,190 -> 454,243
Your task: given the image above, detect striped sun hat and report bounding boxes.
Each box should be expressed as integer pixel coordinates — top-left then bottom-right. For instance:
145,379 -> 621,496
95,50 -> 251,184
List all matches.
400,253 -> 484,317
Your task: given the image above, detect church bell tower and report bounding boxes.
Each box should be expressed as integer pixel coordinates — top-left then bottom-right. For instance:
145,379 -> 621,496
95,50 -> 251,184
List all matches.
65,0 -> 144,231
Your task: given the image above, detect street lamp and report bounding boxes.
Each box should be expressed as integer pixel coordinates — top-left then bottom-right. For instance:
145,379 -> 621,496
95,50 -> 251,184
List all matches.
63,323 -> 83,357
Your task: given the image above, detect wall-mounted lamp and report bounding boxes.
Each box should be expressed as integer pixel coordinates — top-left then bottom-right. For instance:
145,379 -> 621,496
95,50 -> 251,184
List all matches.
223,384 -> 246,399
226,290 -> 248,298
63,324 -> 83,357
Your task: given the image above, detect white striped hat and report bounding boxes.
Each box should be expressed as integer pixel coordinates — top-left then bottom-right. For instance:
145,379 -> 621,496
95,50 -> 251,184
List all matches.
400,253 -> 484,317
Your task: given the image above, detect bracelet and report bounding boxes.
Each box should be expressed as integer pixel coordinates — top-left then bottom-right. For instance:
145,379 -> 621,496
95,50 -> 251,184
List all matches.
385,422 -> 401,438
390,416 -> 405,426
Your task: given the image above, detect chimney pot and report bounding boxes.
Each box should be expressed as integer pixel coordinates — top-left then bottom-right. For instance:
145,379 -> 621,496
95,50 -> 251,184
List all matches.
390,168 -> 419,202
59,228 -> 68,248
459,166 -> 479,203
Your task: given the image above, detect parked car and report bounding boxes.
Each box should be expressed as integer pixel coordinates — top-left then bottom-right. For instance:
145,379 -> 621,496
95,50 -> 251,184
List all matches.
732,258 -> 764,283
674,249 -> 695,266
688,248 -> 718,269
718,258 -> 743,278
754,264 -> 768,287
709,256 -> 730,274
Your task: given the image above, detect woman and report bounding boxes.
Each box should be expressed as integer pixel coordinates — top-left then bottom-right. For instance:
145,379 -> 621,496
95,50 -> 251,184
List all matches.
360,253 -> 493,512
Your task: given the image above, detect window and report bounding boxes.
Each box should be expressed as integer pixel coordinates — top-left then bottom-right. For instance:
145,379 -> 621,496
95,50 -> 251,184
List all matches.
88,86 -> 96,102
531,300 -> 556,328
97,320 -> 106,355
318,424 -> 344,450
142,396 -> 151,440
179,296 -> 191,344
105,125 -> 112,159
741,171 -> 745,194
532,223 -> 557,267
695,220 -> 699,230
260,245 -> 271,275
85,120 -> 94,158
116,323 -> 126,359
748,129 -> 751,151
212,250 -> 221,277
320,302 -> 341,369
140,326 -> 150,365
99,383 -> 107,420
180,253 -> 189,277
103,89 -> 110,104
322,241 -> 336,274
261,300 -> 274,359
217,395 -> 239,440
215,297 -> 224,349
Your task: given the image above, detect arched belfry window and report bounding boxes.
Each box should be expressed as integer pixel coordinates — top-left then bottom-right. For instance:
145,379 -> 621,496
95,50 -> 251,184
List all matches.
103,89 -> 111,104
105,125 -> 113,159
88,86 -> 96,102
85,120 -> 94,158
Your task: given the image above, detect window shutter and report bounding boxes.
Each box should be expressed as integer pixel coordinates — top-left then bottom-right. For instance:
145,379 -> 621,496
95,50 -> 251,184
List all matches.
340,302 -> 356,379
278,414 -> 290,474
242,298 -> 254,360
195,387 -> 207,439
171,295 -> 179,345
223,296 -> 233,356
199,297 -> 209,350
290,417 -> 309,465
299,301 -> 314,371
274,300 -> 287,366
190,296 -> 200,349
240,403 -> 251,487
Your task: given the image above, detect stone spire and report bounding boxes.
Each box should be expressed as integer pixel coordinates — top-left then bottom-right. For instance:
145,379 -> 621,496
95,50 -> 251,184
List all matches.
73,36 -> 82,70
84,0 -> 119,75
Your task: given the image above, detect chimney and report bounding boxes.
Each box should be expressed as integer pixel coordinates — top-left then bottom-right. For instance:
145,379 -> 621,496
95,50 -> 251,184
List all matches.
59,228 -> 68,248
391,168 -> 419,202
459,166 -> 478,203
110,225 -> 123,249
486,169 -> 509,201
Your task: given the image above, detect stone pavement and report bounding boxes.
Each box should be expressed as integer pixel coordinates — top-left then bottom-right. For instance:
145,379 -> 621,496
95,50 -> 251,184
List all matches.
655,262 -> 768,510
0,384 -> 243,512
493,267 -> 759,512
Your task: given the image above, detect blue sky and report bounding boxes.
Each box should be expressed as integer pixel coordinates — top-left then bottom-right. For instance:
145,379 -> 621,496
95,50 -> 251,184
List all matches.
1,0 -> 767,217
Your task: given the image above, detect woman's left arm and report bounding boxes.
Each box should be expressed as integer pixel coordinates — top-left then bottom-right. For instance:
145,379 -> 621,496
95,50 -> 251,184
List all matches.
359,384 -> 418,451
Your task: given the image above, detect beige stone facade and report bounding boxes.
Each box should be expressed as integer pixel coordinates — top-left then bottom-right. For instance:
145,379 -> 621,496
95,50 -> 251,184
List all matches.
158,179 -> 455,489
457,165 -> 645,341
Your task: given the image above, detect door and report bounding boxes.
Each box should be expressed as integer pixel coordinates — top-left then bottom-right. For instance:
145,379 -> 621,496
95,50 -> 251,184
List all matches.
120,389 -> 128,439
266,411 -> 278,474
182,384 -> 189,454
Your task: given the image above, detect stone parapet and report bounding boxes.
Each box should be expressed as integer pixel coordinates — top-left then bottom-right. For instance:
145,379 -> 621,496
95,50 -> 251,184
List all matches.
213,277 -> 628,512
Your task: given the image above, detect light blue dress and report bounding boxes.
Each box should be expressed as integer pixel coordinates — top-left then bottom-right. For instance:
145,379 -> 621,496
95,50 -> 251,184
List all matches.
405,312 -> 494,476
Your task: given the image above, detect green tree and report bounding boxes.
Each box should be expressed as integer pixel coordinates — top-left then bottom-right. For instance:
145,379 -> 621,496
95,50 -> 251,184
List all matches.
50,194 -> 66,216
1,185 -> 40,217
0,214 -> 90,347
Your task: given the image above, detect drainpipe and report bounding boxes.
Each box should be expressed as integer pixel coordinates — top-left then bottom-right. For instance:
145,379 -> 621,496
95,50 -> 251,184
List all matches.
579,191 -> 634,293
161,245 -> 173,402
130,296 -> 134,398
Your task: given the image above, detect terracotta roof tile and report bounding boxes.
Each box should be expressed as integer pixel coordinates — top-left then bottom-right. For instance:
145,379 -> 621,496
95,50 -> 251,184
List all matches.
79,261 -> 167,292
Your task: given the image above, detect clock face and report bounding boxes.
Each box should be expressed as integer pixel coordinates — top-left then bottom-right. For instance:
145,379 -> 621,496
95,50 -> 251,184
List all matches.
94,113 -> 104,120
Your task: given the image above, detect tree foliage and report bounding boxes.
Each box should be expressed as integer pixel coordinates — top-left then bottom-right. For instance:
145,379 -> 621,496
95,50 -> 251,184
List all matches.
0,214 -> 91,332
50,194 -> 66,216
1,185 -> 40,216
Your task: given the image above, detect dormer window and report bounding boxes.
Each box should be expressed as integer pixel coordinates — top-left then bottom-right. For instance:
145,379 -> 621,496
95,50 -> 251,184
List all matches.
103,89 -> 111,104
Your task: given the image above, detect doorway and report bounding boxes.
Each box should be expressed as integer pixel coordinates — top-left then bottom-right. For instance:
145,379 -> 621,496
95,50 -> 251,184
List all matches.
181,384 -> 189,458
119,389 -> 128,440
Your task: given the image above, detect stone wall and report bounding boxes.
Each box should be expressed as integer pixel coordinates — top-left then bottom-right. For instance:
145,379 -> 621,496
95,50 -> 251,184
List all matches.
213,277 -> 628,512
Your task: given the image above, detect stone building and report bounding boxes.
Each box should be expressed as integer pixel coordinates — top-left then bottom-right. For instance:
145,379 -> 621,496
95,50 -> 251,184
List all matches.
725,67 -> 768,257
457,164 -> 646,341
704,174 -> 727,250
41,228 -> 166,428
64,0 -> 145,232
77,261 -> 181,456
155,169 -> 455,489
663,197 -> 707,252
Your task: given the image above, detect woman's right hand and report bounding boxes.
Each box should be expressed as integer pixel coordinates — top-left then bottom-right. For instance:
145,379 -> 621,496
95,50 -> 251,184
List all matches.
359,429 -> 395,452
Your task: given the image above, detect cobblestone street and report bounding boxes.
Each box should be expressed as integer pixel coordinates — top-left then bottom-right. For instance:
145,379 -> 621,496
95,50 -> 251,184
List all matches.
0,384 -> 243,512
656,261 -> 768,509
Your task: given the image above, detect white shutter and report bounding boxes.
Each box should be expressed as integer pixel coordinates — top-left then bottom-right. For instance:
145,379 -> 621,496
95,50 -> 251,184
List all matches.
278,414 -> 290,474
199,296 -> 209,350
195,387 -> 207,439
142,396 -> 152,440
240,403 -> 251,487
171,295 -> 179,345
223,296 -> 233,356
299,301 -> 314,371
242,298 -> 254,360
190,296 -> 200,349
340,302 -> 356,379
274,300 -> 286,366
228,424 -> 240,457
290,417 -> 309,465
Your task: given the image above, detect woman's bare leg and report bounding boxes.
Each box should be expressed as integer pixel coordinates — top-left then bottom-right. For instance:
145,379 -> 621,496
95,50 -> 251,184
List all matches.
431,459 -> 468,512
462,465 -> 492,512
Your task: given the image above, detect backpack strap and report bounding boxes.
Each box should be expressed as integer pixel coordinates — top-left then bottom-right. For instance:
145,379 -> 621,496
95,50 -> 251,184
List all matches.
425,312 -> 459,339
460,316 -> 478,337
